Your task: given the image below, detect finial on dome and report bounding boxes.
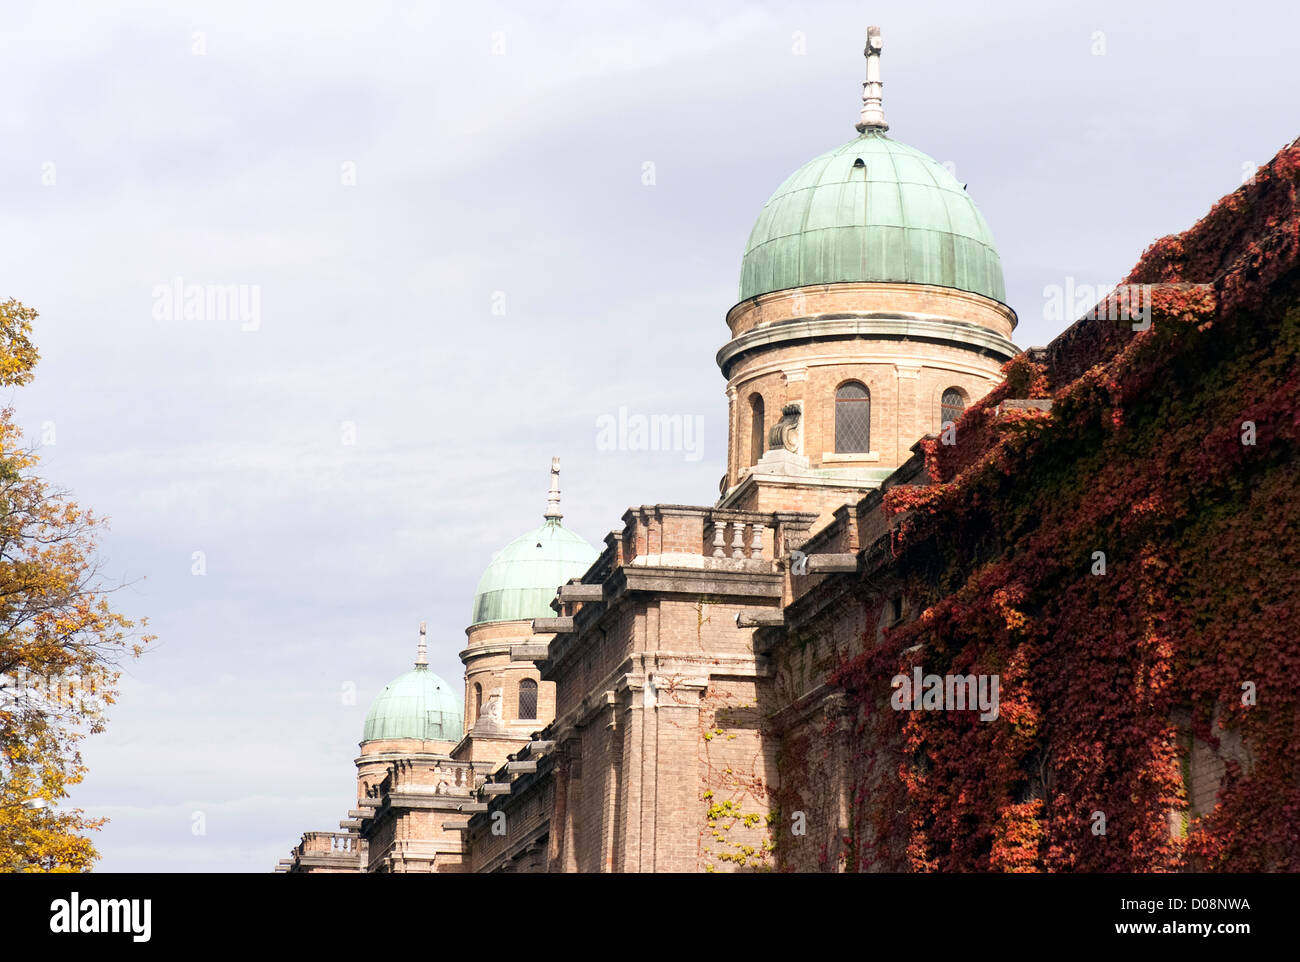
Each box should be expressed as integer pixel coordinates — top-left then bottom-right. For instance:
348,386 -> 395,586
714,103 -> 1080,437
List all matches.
415,621 -> 428,668
543,456 -> 563,521
855,26 -> 888,134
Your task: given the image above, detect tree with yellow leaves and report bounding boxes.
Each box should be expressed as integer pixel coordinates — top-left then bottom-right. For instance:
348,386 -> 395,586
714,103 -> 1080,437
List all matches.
0,298 -> 152,872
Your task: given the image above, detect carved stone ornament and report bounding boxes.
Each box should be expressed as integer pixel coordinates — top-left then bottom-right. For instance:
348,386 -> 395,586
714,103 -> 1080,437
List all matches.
767,403 -> 802,453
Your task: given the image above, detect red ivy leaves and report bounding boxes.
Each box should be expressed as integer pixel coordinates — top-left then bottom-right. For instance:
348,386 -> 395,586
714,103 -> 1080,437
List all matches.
805,140 -> 1300,873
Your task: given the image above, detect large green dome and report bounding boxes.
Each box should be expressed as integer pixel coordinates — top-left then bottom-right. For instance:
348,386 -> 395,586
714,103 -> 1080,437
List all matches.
362,665 -> 462,742
739,129 -> 1006,304
470,518 -> 599,627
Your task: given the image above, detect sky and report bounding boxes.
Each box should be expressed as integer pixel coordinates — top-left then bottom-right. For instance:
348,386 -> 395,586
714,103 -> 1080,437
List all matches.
0,0 -> 1295,871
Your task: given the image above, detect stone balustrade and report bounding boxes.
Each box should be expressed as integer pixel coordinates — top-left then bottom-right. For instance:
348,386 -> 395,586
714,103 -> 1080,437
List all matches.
382,757 -> 475,796
586,505 -> 818,572
705,513 -> 767,561
297,831 -> 357,855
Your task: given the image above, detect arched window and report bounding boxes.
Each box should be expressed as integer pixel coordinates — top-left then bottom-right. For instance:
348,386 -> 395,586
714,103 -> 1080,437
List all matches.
473,683 -> 482,722
835,382 -> 870,453
518,679 -> 538,720
749,394 -> 765,465
940,387 -> 967,429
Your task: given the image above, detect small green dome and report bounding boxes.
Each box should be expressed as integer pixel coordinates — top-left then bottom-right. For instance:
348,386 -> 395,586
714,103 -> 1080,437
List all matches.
362,665 -> 462,742
739,130 -> 1006,304
471,518 -> 599,627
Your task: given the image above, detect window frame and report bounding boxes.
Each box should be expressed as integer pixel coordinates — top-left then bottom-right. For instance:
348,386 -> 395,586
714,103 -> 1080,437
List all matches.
834,380 -> 871,454
940,387 -> 968,430
749,393 -> 765,465
517,678 -> 539,721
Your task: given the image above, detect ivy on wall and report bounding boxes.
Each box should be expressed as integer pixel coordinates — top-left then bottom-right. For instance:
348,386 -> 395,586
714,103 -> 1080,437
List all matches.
814,143 -> 1300,872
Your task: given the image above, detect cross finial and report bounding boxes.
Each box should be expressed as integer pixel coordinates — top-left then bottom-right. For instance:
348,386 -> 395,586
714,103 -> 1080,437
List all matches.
544,456 -> 563,521
856,26 -> 888,133
415,621 -> 428,667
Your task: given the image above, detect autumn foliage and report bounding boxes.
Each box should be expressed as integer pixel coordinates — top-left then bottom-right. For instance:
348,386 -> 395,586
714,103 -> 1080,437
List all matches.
0,298 -> 152,872
825,139 -> 1300,871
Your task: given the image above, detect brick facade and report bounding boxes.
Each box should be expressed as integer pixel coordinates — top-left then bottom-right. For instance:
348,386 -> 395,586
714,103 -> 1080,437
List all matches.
277,129 -> 1296,879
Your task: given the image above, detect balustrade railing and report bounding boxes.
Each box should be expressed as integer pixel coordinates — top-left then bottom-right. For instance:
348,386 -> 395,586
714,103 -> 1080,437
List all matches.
298,831 -> 357,855
705,515 -> 766,560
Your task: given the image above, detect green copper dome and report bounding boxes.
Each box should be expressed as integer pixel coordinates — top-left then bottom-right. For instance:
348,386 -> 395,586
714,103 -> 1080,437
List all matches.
470,518 -> 599,627
739,130 -> 1006,304
362,665 -> 462,742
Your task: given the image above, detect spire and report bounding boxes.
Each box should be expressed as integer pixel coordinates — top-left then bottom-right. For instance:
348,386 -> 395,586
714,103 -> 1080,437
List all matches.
415,621 -> 428,668
855,26 -> 888,134
543,456 -> 563,521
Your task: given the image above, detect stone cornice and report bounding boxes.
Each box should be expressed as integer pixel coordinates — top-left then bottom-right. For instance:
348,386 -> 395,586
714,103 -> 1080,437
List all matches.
458,640 -> 544,662
725,281 -> 1018,335
548,650 -> 771,742
542,565 -> 782,680
385,791 -> 480,812
717,314 -> 1020,378
725,349 -> 1004,390
353,749 -> 466,767
717,471 -> 887,510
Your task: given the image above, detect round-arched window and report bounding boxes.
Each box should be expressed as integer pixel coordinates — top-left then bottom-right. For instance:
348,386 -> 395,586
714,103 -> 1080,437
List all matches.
749,394 -> 765,466
518,679 -> 538,720
940,387 -> 967,429
835,382 -> 870,453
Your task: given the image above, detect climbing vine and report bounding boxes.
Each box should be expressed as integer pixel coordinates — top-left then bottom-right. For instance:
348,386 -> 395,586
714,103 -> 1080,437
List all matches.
698,688 -> 777,871
807,141 -> 1300,872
